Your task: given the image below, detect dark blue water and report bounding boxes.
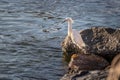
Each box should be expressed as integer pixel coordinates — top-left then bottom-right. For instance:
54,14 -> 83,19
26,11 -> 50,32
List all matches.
0,0 -> 120,80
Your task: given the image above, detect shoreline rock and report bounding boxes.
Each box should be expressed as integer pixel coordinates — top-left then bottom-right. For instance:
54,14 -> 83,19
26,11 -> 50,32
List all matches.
60,70 -> 108,80
61,27 -> 120,80
62,27 -> 120,62
68,54 -> 109,71
61,53 -> 120,80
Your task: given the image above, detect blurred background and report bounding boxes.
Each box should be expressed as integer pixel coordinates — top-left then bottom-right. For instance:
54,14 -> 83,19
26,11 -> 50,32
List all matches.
0,0 -> 120,80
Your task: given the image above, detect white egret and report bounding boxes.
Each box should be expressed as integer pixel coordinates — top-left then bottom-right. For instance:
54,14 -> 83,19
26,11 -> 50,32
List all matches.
64,18 -> 85,49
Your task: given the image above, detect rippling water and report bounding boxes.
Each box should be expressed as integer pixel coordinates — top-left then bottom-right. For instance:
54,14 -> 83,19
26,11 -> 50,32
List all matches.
0,0 -> 120,80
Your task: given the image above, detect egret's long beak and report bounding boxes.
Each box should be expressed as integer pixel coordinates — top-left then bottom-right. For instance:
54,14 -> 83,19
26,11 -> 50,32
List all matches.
62,19 -> 67,23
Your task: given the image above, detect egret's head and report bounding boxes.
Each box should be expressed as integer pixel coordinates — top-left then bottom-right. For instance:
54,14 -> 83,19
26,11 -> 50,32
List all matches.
64,17 -> 74,23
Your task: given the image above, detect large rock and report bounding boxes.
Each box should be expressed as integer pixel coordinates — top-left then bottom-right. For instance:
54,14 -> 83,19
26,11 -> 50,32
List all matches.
60,53 -> 120,80
61,27 -> 120,62
61,27 -> 120,80
68,54 -> 109,71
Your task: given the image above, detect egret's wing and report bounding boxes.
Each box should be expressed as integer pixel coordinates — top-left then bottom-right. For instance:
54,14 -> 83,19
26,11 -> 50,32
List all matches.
71,29 -> 85,48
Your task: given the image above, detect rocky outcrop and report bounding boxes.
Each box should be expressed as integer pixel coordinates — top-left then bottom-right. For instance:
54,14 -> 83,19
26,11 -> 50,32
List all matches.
61,53 -> 120,80
61,27 -> 120,80
61,27 -> 120,62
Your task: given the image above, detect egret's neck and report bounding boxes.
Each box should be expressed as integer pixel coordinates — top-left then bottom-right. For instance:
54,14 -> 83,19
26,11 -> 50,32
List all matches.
68,21 -> 72,36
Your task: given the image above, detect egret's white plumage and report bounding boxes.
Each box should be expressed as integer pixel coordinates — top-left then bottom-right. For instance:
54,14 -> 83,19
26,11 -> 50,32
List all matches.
65,18 -> 85,49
